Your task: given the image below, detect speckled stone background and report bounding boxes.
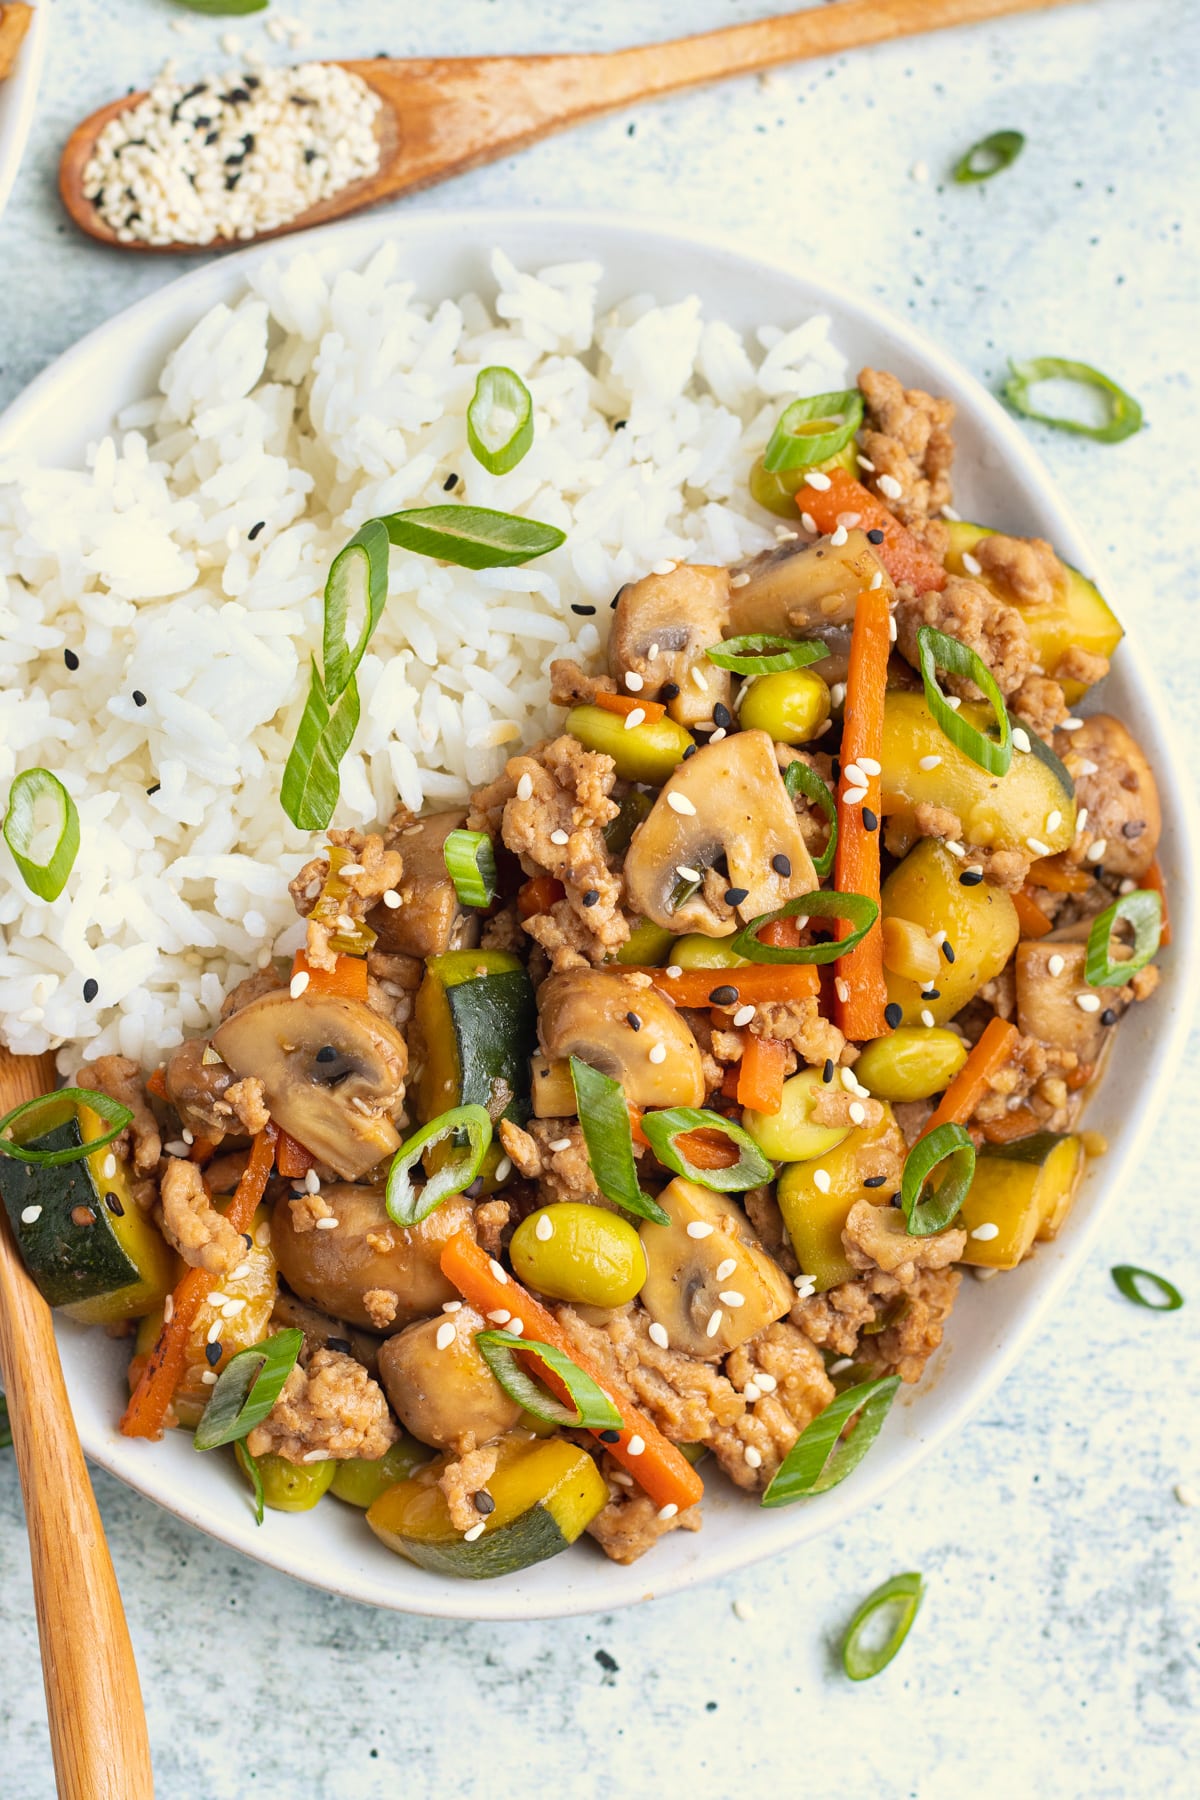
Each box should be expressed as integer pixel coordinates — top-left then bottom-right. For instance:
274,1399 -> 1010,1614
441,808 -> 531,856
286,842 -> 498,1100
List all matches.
1,2 -> 1198,1796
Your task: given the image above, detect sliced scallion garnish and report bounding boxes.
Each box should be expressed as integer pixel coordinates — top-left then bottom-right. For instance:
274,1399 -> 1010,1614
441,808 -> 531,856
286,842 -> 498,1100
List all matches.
1085,890 -> 1161,988
467,367 -> 535,475
731,890 -> 878,965
763,390 -> 863,474
570,1055 -> 669,1226
0,1088 -> 133,1167
383,505 -> 565,570
707,634 -> 829,676
321,519 -> 391,703
900,1122 -> 975,1238
280,662 -> 362,831
953,129 -> 1025,183
475,1330 -> 622,1431
3,768 -> 80,902
842,1572 -> 925,1680
1002,356 -> 1143,444
638,1107 -> 774,1193
916,625 -> 1012,776
193,1329 -> 304,1452
443,829 -> 498,908
761,1375 -> 901,1506
1110,1265 -> 1184,1312
235,1441 -> 266,1526
784,759 -> 838,879
386,1104 -> 493,1226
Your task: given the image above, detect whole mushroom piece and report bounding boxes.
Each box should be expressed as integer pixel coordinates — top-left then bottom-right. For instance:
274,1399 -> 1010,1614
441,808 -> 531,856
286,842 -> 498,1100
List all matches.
609,564 -> 732,729
639,1178 -> 794,1360
537,968 -> 705,1109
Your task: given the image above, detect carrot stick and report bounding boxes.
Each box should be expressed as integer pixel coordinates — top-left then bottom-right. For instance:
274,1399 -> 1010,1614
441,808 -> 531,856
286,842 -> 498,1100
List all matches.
797,468 -> 947,593
120,1125 -> 278,1440
1012,887 -> 1054,939
146,1066 -> 168,1101
591,690 -> 666,725
981,1107 -> 1042,1145
1026,857 -> 1091,894
625,964 -> 819,1008
834,588 -> 890,1040
276,1130 -> 316,1179
439,1233 -> 704,1514
737,1035 -> 788,1114
917,1017 -> 1018,1143
291,948 -> 368,1002
758,917 -> 802,949
517,874 -> 565,919
1143,858 -> 1172,947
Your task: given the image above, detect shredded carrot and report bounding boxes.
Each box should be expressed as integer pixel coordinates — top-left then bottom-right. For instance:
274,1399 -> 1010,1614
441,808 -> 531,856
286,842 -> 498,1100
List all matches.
517,874 -> 566,919
120,1125 -> 278,1441
720,1061 -> 743,1101
439,1233 -> 704,1513
758,916 -> 802,949
833,587 -> 890,1040
187,1136 -> 220,1166
797,468 -> 947,592
736,1034 -> 788,1114
1143,858 -> 1172,946
276,1130 -> 316,1179
627,1104 -> 651,1150
591,690 -> 666,725
917,1017 -> 1018,1143
146,1066 -> 168,1101
1012,887 -> 1054,939
981,1107 -> 1042,1145
1026,857 -> 1091,894
290,948 -> 368,1002
626,964 -> 818,1008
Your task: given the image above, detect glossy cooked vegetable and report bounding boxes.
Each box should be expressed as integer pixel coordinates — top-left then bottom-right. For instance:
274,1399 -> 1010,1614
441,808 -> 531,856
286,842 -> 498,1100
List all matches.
638,1178 -> 793,1359
737,668 -> 831,744
667,933 -> 750,971
270,1184 -> 469,1331
377,1309 -> 523,1449
741,1068 -> 853,1163
537,968 -> 705,1110
727,530 -> 893,639
565,702 -> 695,785
252,1453 -> 336,1513
776,1108 -> 904,1292
615,915 -> 676,966
881,840 -> 1020,1026
747,436 -> 858,516
368,809 -> 481,958
958,1133 -> 1085,1269
853,1028 -> 969,1103
608,563 -> 733,729
510,1203 -> 648,1307
329,1436 -> 433,1508
834,584 -> 890,1040
797,473 -> 946,593
414,948 -> 537,1187
1014,939 -> 1122,1064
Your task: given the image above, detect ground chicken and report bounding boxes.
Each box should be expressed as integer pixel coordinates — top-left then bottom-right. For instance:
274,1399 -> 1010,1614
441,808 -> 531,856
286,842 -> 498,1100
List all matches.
288,1189 -> 335,1233
972,1030 -> 1083,1134
810,1086 -> 885,1131
1057,714 -> 1162,878
842,1200 -> 967,1282
224,1076 -> 270,1135
473,1197 -> 511,1260
858,366 -> 955,524
245,1348 -> 397,1465
913,800 -> 962,842
586,1466 -> 703,1565
793,1264 -> 961,1384
362,1288 -> 400,1330
158,1157 -> 244,1276
549,656 -> 617,707
747,996 -> 846,1068
895,575 -> 1032,699
437,1442 -> 500,1533
1056,645 -> 1111,689
974,532 -> 1065,608
219,966 -> 285,1020
480,903 -> 525,953
553,1304 -> 745,1444
86,1054 -> 161,1174
710,1322 -> 837,1493
366,948 -> 422,1031
743,1184 -> 800,1279
1011,672 -> 1071,739
966,844 -> 1034,893
289,830 -> 404,971
892,1098 -> 936,1145
499,1118 -> 615,1208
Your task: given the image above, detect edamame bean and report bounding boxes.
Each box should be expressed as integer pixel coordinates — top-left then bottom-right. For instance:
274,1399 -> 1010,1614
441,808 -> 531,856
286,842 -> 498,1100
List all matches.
510,1203 -> 647,1307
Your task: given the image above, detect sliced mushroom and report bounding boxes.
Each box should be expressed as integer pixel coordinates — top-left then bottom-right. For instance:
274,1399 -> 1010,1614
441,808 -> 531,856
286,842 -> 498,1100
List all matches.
1059,714 -> 1162,879
639,1178 -> 793,1360
270,1185 -> 470,1331
368,809 -> 482,960
377,1306 -> 523,1450
623,728 -> 818,935
729,529 -> 894,638
1015,940 -> 1123,1063
609,564 -> 732,728
538,969 -> 705,1109
212,990 -> 408,1182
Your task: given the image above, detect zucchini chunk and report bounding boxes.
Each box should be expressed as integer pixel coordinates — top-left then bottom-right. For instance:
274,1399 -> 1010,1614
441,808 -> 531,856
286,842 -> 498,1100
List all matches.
881,840 -> 1020,1027
776,1107 -> 904,1292
0,1104 -> 174,1324
367,1433 -> 608,1579
414,949 -> 538,1189
959,1133 -> 1085,1269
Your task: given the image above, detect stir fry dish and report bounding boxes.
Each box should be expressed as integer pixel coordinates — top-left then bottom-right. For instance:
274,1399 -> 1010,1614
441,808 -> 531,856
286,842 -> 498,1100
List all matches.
0,368 -> 1168,1579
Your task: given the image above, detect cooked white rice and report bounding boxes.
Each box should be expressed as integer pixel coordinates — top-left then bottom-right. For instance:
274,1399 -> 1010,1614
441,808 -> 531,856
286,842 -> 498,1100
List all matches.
0,245 -> 848,1072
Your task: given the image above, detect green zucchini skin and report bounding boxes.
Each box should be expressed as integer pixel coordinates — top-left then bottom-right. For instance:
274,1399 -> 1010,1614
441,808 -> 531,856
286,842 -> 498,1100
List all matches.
0,1120 -> 144,1308
416,949 -> 537,1130
978,1130 -> 1069,1168
384,1500 -> 572,1580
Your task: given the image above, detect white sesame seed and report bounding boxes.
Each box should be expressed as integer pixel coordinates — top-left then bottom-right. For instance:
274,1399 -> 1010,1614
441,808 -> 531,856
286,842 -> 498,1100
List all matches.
201,1371 -> 218,1386
506,1317 -> 525,1336
756,1372 -> 777,1393
828,1357 -> 854,1375
494,1157 -> 512,1183
961,552 -> 983,576
304,1167 -> 321,1195
436,1321 -> 457,1350
1119,877 -> 1137,895
381,889 -> 402,909
836,512 -> 862,529
945,839 -> 965,857
463,1521 -> 487,1542
676,865 -> 701,882
1026,837 -> 1053,858
206,1320 -> 224,1345
729,572 -> 751,589
803,469 -> 832,491
888,610 -> 897,641
290,970 -> 310,999
1048,954 -> 1066,977
921,1008 -> 936,1027
709,727 -> 728,742
843,762 -> 866,787
945,695 -> 962,711
830,525 -> 849,547
830,682 -> 847,707
222,1298 -> 247,1318
849,1101 -> 866,1125
970,1222 -> 1000,1241
488,1259 -> 508,1284
648,1043 -> 667,1064
1174,1483 -> 1199,1507
870,570 -> 884,590
716,1258 -> 738,1282
165,1140 -> 190,1160
1075,993 -> 1102,1013
794,1277 -> 816,1297
706,1310 -> 724,1338
719,1290 -> 745,1307
857,756 -> 881,777
843,785 -> 868,806
1012,727 -> 1032,754
1075,808 -> 1090,835
666,965 -> 683,979
840,1066 -> 858,1092
800,512 -> 819,534
1046,811 -> 1063,834
230,1261 -> 252,1281
835,978 -> 850,1003
487,1309 -> 511,1325
103,1154 -> 117,1179
667,791 -> 697,816
857,455 -> 876,473
1087,839 -> 1109,862
549,829 -> 569,847
744,1445 -> 763,1469
627,1435 -> 646,1456
535,1214 -> 554,1241
743,1382 -> 761,1402
732,1004 -> 756,1028
877,473 -> 903,500
690,666 -> 709,691
163,1295 -> 175,1324
657,1502 -> 679,1521
624,707 -> 647,730
651,560 -> 677,577
648,1321 -> 670,1349
516,772 -> 533,802
1060,716 -> 1084,731
813,1168 -> 831,1194
20,1204 -> 42,1224
1077,758 -> 1099,777
687,1221 -> 714,1239
547,1137 -> 572,1152
625,671 -> 645,692
442,1299 -> 463,1313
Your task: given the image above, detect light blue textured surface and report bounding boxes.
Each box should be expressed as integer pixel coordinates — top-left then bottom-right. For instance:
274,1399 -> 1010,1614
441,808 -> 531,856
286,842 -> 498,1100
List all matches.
1,3 -> 1197,1796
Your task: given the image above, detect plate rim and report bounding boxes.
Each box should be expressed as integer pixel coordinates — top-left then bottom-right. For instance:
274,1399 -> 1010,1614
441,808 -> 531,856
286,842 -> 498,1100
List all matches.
0,0 -> 48,219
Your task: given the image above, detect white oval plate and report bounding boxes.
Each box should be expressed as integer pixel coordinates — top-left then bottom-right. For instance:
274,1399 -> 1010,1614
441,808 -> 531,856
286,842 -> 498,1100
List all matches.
0,0 -> 47,218
1,211 -> 1195,1620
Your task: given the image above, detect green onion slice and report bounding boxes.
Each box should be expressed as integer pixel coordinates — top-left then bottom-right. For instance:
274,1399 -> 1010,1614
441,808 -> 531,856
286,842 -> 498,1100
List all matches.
194,1329 -> 304,1452
953,129 -> 1025,183
784,759 -> 838,879
638,1107 -> 774,1193
842,1572 -> 925,1680
176,2 -> 268,17
668,870 -> 704,914
280,663 -> 361,832
443,829 -> 498,908
731,890 -> 878,965
763,390 -> 864,474
917,625 -> 1012,776
474,1330 -> 621,1431
383,505 -> 565,570
386,1104 -> 493,1227
0,1393 -> 11,1451
1002,356 -> 1143,445
321,518 -> 391,703
3,768 -> 80,902
235,1441 -> 266,1526
1110,1264 -> 1183,1312
708,635 -> 829,676
570,1056 -> 669,1226
900,1122 -> 975,1238
0,1088 -> 133,1167
761,1375 -> 901,1506
467,366 -> 535,476
1085,890 -> 1161,988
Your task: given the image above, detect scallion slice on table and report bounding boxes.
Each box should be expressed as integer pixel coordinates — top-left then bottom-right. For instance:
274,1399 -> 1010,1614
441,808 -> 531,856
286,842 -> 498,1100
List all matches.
385,1105 -> 494,1227
761,1375 -> 901,1506
174,2 -> 268,18
638,1107 -> 774,1193
193,1330 -> 304,1452
784,760 -> 838,879
916,625 -> 1012,776
3,768 -> 80,901
475,1330 -> 622,1431
953,129 -> 1025,183
731,891 -> 878,965
1002,356 -> 1143,444
383,504 -> 565,569
762,390 -> 863,473
235,1442 -> 265,1526
1085,890 -> 1162,988
1110,1265 -> 1184,1312
0,1088 -> 133,1167
570,1056 -> 669,1226
707,634 -> 829,675
443,829 -> 498,908
841,1572 -> 925,1680
900,1122 -> 976,1238
467,366 -> 535,475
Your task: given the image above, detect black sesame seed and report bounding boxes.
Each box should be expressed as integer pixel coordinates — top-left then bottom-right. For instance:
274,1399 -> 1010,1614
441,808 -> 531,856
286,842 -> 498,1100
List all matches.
242,1233 -> 254,1249
713,702 -> 733,730
613,420 -> 627,431
82,977 -> 99,1004
205,1341 -> 223,1368
326,1337 -> 353,1356
146,783 -> 161,796
867,528 -> 885,545
772,854 -> 792,877
315,1045 -> 338,1063
959,869 -> 984,887
242,134 -> 256,154
863,1174 -> 887,1189
132,689 -> 147,707
822,1058 -> 835,1084
473,1490 -> 496,1515
303,148 -> 318,164
924,989 -> 941,1001
443,472 -> 459,491
724,886 -> 749,907
862,807 -> 879,832
626,1011 -> 642,1031
205,131 -> 219,146
570,603 -> 597,616
228,87 -> 251,104
225,172 -> 242,190
708,984 -> 739,1007
682,744 -> 698,759
582,889 -> 600,907
104,1191 -> 124,1217
596,1649 -> 620,1674
598,1429 -> 621,1444
660,682 -> 681,701
610,586 -> 626,611
248,520 -> 265,541
1100,1007 -> 1118,1026
941,940 -> 956,963
181,83 -> 208,103
243,76 -> 261,91
63,647 -> 80,671
884,1002 -> 903,1029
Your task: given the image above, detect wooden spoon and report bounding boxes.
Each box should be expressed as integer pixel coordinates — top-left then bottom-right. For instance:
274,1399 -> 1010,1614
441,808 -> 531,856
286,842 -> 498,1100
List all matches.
59,0 -> 1083,254
0,1050 -> 154,1800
